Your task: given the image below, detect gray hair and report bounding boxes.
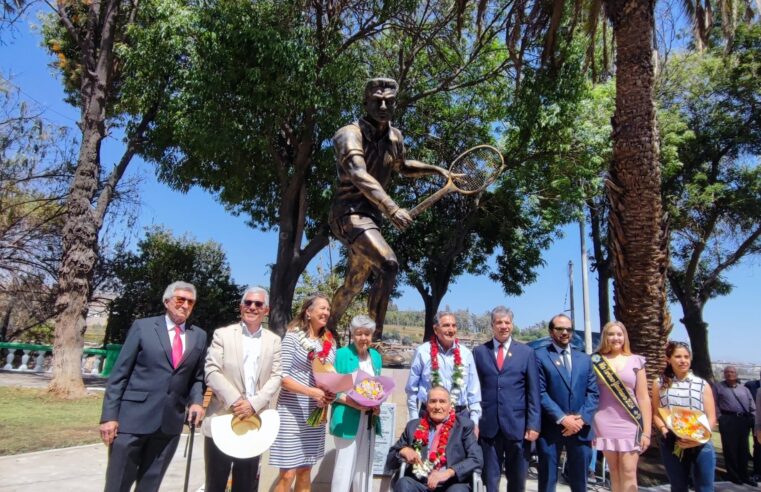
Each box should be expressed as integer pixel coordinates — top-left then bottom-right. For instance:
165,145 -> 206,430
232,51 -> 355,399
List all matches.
349,315 -> 376,334
162,281 -> 197,302
490,306 -> 514,324
434,311 -> 457,326
427,385 -> 451,399
240,286 -> 269,307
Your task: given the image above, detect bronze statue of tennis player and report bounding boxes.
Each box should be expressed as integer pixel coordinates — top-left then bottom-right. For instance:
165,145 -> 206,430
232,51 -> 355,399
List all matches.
327,78 -> 449,337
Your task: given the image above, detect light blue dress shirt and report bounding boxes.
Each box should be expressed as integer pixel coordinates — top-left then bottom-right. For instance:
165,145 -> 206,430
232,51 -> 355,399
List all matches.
405,340 -> 482,425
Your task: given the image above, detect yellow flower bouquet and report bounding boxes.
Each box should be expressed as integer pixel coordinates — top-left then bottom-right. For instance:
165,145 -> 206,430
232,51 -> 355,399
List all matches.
658,406 -> 711,459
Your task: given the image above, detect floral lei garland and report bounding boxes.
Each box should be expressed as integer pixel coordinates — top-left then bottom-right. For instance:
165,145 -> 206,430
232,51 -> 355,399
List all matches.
411,408 -> 456,479
430,338 -> 464,404
296,329 -> 333,363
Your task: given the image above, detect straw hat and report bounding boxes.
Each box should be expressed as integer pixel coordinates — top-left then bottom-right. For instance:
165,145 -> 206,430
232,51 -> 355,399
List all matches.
210,409 -> 280,459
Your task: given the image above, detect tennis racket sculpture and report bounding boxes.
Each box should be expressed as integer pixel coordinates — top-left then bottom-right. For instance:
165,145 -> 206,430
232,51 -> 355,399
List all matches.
408,144 -> 505,219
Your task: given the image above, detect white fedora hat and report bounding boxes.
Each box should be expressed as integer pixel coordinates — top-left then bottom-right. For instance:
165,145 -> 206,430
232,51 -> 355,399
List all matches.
210,409 -> 280,459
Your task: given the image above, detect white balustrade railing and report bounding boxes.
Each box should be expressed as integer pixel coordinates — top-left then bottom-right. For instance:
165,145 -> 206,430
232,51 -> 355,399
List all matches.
1,345 -> 106,376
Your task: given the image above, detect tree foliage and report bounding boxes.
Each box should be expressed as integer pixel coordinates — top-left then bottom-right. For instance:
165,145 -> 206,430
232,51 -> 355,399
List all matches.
105,227 -> 244,344
659,24 -> 761,379
136,0 -> 575,335
0,78 -> 71,341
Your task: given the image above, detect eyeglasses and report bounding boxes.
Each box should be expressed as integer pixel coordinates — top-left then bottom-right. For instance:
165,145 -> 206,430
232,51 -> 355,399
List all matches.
173,296 -> 195,307
552,327 -> 574,333
243,299 -> 265,309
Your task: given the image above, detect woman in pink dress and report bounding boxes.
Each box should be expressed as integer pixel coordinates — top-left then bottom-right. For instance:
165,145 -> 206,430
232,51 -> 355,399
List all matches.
592,321 -> 652,492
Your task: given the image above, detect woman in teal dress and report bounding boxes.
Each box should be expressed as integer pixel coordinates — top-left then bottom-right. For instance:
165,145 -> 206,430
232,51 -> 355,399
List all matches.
329,315 -> 383,492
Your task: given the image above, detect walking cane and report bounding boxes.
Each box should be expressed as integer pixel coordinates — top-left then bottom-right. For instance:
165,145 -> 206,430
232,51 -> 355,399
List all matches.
183,412 -> 197,492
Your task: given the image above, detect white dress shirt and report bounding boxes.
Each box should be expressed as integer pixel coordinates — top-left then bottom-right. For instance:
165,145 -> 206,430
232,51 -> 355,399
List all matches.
241,322 -> 263,404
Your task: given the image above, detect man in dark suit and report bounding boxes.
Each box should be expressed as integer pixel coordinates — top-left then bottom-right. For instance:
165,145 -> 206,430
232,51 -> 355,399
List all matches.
535,314 -> 599,492
474,306 -> 540,492
100,281 -> 207,492
387,386 -> 483,491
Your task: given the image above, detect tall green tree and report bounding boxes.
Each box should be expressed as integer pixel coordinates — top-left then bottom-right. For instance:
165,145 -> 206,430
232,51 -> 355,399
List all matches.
660,25 -> 761,379
105,227 -> 243,343
141,0 -> 560,335
6,0 -> 197,397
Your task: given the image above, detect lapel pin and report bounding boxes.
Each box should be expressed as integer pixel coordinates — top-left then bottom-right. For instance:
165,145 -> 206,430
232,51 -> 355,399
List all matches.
555,360 -> 561,366
508,352 -> 513,357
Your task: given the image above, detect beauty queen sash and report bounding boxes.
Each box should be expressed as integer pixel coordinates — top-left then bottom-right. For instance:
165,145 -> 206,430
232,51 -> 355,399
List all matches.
591,353 -> 644,442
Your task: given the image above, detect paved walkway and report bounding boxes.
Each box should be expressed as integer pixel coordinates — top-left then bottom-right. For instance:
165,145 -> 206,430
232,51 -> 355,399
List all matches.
0,435 -> 204,492
0,440 -> 756,492
1,372 -> 758,491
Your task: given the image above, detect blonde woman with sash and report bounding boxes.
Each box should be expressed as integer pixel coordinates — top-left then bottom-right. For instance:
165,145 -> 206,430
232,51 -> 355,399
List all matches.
591,321 -> 651,492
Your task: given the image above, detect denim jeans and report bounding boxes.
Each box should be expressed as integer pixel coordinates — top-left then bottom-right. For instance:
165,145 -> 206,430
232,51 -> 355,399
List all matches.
659,432 -> 715,492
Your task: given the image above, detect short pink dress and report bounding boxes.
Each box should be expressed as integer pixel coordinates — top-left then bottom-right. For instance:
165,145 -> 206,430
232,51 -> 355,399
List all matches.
592,354 -> 646,452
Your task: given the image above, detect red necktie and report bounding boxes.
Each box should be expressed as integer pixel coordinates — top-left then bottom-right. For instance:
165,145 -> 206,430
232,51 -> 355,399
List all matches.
497,344 -> 505,370
172,326 -> 183,368
430,422 -> 444,453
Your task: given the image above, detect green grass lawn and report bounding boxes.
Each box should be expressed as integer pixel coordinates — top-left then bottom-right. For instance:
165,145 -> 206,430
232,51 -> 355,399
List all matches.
0,387 -> 103,455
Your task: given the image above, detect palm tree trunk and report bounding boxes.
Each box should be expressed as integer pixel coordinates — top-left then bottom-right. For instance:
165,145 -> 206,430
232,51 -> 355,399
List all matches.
605,0 -> 671,383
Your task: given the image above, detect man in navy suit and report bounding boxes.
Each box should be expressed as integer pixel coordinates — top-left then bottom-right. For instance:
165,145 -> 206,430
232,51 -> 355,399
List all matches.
535,314 -> 599,492
474,306 -> 540,492
100,281 -> 207,492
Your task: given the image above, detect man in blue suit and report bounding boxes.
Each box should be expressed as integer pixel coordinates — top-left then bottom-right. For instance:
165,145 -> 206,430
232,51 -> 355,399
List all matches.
100,281 -> 207,492
535,314 -> 599,492
474,306 -> 540,492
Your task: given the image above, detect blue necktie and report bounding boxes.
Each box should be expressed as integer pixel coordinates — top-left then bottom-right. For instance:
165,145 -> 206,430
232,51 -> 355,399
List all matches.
561,349 -> 571,377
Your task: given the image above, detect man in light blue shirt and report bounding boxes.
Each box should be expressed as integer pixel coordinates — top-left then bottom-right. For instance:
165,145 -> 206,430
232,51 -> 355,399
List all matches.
405,312 -> 482,433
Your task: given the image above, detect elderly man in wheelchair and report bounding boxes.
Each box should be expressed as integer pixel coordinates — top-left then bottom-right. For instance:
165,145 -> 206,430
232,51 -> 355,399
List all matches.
386,386 -> 484,491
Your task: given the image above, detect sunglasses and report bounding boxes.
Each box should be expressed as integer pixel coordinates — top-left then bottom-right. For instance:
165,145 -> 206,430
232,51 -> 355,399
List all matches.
552,327 -> 574,333
243,299 -> 265,309
173,296 -> 195,307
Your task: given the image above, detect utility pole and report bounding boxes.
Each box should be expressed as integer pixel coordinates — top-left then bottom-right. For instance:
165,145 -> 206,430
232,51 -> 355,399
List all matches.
580,220 -> 593,354
568,261 -> 575,329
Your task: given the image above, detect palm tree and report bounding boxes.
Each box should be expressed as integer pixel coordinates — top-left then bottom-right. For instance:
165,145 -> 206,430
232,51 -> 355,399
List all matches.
682,0 -> 759,51
603,0 -> 672,382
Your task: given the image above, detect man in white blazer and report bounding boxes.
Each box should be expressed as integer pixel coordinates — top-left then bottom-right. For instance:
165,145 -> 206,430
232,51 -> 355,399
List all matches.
202,286 -> 283,492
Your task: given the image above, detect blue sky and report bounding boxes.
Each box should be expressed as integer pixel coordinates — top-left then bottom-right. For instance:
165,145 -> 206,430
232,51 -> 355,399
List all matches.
2,12 -> 759,364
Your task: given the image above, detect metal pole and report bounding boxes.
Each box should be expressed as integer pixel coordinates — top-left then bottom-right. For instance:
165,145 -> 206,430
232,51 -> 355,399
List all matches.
580,220 -> 593,354
568,261 -> 575,329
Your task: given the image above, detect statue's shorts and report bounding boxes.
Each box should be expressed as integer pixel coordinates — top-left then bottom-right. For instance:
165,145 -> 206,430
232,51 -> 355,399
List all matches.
330,213 -> 380,246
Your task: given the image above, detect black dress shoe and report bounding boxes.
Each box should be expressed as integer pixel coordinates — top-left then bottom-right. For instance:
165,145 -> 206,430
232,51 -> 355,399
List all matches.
743,480 -> 758,487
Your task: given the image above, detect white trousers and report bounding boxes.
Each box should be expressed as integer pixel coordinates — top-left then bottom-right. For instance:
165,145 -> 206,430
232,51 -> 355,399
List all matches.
331,411 -> 376,492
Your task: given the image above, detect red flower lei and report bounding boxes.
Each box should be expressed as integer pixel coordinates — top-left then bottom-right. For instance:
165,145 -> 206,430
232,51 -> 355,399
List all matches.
430,338 -> 464,398
306,331 -> 333,363
412,408 -> 456,471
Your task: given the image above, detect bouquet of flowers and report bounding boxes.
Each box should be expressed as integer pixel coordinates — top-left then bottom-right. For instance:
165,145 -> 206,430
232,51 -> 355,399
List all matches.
297,331 -> 347,427
346,370 -> 395,408
658,406 -> 712,459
